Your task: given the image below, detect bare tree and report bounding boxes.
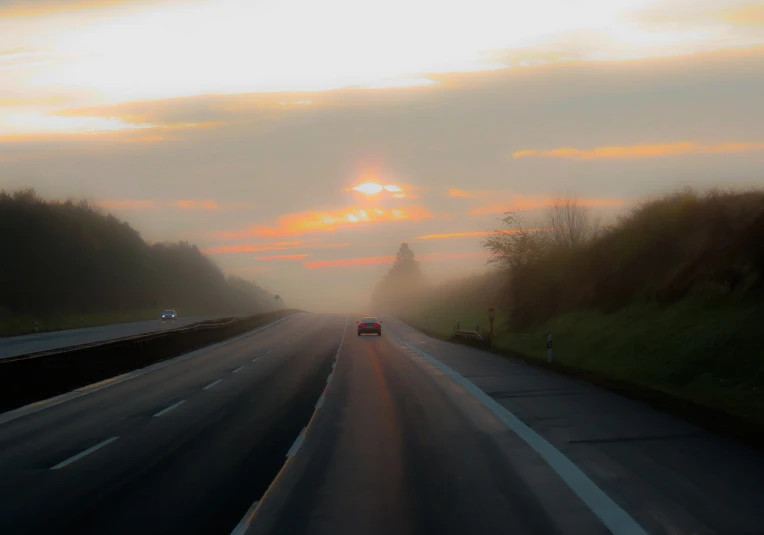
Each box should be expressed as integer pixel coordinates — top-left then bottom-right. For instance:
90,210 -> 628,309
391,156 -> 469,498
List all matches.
547,196 -> 600,249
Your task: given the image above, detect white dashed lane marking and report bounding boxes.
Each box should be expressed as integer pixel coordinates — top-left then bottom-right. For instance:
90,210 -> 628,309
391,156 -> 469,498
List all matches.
203,379 -> 223,390
50,437 -> 119,470
153,400 -> 186,417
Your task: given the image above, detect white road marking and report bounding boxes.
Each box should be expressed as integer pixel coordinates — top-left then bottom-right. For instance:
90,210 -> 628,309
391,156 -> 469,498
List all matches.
229,501 -> 261,535
153,400 -> 186,417
51,437 -> 119,470
332,362 -> 336,369
326,374 -> 332,384
232,366 -> 245,374
315,394 -> 325,409
265,349 -> 273,354
251,357 -> 260,363
0,313 -> 300,426
233,315 -> 347,534
389,330 -> 648,535
286,427 -> 307,457
203,379 -> 223,390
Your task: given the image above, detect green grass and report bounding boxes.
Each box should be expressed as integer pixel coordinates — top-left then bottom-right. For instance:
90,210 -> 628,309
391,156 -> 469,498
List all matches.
403,298 -> 764,427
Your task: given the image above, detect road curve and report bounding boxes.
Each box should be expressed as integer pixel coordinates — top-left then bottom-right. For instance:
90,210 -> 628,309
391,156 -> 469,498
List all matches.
0,312 -> 340,535
0,315 -> 231,360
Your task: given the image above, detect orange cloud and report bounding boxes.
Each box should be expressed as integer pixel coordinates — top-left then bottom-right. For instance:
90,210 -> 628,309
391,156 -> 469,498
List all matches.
217,205 -> 433,239
722,5 -> 764,26
256,254 -> 310,261
416,231 -> 493,240
304,251 -> 491,269
0,0 -> 158,18
202,240 -> 350,254
469,195 -> 626,215
447,188 -> 494,198
512,141 -> 764,160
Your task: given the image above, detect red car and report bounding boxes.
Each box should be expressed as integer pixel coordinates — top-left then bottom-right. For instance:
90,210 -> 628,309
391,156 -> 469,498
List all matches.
357,316 -> 382,336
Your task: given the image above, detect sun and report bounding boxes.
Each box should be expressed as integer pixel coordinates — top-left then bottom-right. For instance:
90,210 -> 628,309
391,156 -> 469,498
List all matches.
351,182 -> 405,195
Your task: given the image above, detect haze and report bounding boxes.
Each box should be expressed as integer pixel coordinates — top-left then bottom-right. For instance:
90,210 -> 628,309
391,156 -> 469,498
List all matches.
2,0 -> 764,312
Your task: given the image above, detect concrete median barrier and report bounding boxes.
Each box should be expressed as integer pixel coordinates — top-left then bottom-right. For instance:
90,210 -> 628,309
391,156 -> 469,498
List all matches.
0,309 -> 299,413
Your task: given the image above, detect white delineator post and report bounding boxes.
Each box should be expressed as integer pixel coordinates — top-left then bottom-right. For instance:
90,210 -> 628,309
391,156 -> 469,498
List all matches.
547,334 -> 553,363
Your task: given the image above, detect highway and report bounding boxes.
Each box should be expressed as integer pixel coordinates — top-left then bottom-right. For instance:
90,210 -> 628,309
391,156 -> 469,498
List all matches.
1,313 -> 764,534
0,315 -> 228,360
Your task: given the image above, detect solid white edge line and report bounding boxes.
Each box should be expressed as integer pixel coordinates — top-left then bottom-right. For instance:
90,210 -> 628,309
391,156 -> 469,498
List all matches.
326,374 -> 332,384
0,313 -> 300,426
389,330 -> 648,535
232,366 -> 245,374
229,315 -> 348,535
50,436 -> 119,470
153,400 -> 186,417
315,394 -> 325,409
203,379 -> 223,390
230,501 -> 261,535
286,427 -> 307,457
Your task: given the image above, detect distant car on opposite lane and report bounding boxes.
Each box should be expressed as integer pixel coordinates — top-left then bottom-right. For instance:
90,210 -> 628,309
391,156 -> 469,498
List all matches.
357,316 -> 382,336
160,309 -> 177,322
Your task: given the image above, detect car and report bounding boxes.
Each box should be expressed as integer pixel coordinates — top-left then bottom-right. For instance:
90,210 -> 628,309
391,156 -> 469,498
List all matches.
160,309 -> 177,322
357,316 -> 382,336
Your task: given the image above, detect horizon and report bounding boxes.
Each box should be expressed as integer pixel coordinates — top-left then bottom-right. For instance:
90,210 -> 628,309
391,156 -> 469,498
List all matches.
2,0 -> 764,312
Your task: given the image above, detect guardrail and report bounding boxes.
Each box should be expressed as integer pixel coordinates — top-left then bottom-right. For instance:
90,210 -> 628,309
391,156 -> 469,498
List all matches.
450,329 -> 491,348
0,309 -> 299,413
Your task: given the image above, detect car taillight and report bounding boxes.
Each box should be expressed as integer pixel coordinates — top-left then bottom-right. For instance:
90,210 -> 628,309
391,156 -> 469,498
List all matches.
373,323 -> 380,327
359,323 -> 366,327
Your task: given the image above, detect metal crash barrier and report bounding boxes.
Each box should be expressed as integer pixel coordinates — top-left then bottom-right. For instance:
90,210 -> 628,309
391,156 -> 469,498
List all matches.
0,309 -> 299,413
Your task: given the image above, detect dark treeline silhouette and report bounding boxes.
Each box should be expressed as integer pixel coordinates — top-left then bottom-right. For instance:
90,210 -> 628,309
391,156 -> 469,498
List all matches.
0,189 -> 278,322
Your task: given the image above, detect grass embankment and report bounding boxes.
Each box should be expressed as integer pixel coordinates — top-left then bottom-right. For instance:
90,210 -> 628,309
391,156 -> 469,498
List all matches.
405,298 -> 764,428
401,189 -> 764,445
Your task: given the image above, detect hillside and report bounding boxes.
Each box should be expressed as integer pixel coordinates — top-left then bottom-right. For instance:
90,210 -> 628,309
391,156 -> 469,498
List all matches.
394,188 -> 764,430
0,189 -> 279,335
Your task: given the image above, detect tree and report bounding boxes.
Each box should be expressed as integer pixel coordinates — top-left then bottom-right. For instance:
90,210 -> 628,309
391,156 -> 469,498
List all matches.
482,212 -> 549,269
547,196 -> 600,249
371,243 -> 425,313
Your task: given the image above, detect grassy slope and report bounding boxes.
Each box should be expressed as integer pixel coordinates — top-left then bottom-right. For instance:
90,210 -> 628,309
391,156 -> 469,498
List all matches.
403,296 -> 764,428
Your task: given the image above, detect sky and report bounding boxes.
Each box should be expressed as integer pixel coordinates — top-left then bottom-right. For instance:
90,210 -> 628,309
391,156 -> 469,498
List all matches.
2,0 -> 764,312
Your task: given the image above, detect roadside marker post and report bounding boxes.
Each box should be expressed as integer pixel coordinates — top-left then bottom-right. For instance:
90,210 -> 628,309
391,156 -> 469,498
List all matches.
547,334 -> 553,363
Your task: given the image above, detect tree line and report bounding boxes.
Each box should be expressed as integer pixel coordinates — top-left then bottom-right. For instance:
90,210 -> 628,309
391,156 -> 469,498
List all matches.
0,189 -> 279,322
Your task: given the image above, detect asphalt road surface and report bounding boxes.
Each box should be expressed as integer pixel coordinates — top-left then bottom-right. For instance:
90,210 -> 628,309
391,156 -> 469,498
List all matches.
2,313 -> 764,535
0,315 -> 229,359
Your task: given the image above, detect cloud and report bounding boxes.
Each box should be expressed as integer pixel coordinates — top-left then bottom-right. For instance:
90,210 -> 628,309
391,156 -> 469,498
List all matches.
630,1 -> 764,29
303,251 -> 491,269
96,199 -> 156,210
216,205 -> 434,239
202,240 -> 350,255
0,0 -> 161,18
255,254 -> 310,261
513,141 -> 764,160
447,188 -> 495,199
469,195 -> 627,215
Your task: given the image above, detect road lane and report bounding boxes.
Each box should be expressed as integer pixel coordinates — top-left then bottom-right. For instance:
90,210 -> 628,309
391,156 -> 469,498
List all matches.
385,318 -> 764,535
250,327 -> 611,535
0,314 -> 233,359
0,312 -> 343,535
